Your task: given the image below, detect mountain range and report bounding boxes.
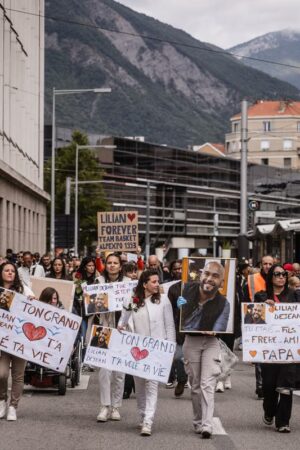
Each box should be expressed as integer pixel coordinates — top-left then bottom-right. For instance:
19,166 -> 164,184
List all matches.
229,29 -> 300,90
45,0 -> 300,147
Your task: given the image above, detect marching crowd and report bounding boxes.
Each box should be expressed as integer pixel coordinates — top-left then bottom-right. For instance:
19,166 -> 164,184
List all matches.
1,248 -> 300,437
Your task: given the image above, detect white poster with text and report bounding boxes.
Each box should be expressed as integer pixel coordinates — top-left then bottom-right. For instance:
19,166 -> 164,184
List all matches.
84,325 -> 176,383
242,302 -> 300,363
0,289 -> 81,372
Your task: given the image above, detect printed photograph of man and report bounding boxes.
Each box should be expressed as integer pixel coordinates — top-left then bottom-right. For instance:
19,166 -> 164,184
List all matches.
90,326 -> 112,349
180,260 -> 231,333
244,303 -> 266,325
0,288 -> 15,311
87,293 -> 109,314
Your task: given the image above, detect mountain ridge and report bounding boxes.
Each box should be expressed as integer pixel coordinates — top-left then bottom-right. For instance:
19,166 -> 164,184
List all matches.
45,0 -> 300,147
229,29 -> 300,90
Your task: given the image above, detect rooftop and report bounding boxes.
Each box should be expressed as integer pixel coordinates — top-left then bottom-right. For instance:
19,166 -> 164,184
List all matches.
232,100 -> 300,120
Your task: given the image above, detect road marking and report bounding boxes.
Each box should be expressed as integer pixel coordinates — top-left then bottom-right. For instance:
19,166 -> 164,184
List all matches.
213,417 -> 227,435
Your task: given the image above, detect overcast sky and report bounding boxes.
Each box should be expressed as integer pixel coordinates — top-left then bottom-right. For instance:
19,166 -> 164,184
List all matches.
116,0 -> 300,48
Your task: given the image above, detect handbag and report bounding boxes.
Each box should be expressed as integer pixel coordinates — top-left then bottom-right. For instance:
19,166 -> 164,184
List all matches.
217,339 -> 239,381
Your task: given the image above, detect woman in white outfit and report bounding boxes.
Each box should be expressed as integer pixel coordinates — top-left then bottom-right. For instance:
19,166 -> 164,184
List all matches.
118,269 -> 176,436
95,253 -> 128,423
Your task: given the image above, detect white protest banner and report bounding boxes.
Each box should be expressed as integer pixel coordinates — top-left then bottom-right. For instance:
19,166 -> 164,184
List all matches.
30,277 -> 75,312
83,280 -> 138,315
242,302 -> 300,363
84,326 -> 176,383
97,210 -> 139,252
0,289 -> 81,372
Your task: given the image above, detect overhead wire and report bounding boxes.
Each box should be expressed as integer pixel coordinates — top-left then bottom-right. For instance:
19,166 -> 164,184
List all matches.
4,6 -> 300,71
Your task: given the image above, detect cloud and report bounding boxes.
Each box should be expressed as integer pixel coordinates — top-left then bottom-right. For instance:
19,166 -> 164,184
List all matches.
116,0 -> 300,48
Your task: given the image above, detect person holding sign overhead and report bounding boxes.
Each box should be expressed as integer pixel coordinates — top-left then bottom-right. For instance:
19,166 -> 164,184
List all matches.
118,269 -> 176,436
0,262 -> 33,421
254,264 -> 300,433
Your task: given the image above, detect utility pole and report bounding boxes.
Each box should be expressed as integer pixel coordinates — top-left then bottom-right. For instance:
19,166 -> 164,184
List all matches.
238,99 -> 250,258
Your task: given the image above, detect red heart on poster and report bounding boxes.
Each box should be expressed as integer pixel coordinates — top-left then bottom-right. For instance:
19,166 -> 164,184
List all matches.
22,323 -> 47,341
249,350 -> 257,358
297,349 -> 300,355
131,346 -> 149,361
127,213 -> 136,222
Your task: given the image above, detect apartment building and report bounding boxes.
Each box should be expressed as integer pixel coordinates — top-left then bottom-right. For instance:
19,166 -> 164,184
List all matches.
225,100 -> 300,169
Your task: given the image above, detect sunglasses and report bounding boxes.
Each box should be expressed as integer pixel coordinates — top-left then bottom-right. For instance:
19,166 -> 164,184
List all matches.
273,271 -> 288,278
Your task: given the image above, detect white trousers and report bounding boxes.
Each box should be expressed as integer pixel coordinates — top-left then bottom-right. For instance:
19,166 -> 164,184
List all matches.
98,368 -> 125,408
134,376 -> 159,426
183,335 -> 221,433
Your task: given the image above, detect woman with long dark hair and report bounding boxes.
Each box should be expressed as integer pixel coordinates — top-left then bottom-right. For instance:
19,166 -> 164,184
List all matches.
47,257 -> 69,280
0,262 -> 33,421
255,263 -> 299,433
94,252 -> 127,423
118,269 -> 176,436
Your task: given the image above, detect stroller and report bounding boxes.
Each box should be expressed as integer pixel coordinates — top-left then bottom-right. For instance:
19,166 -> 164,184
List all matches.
24,337 -> 82,395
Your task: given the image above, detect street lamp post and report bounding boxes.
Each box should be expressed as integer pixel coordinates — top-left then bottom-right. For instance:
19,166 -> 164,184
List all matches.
50,87 -> 111,255
74,144 -> 116,256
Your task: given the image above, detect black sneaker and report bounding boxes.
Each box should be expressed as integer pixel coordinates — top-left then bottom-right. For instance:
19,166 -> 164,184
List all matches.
277,426 -> 291,433
201,430 -> 212,439
263,414 -> 274,426
174,382 -> 185,397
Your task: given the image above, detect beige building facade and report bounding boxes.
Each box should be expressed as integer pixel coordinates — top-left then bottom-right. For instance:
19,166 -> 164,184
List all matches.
225,100 -> 300,169
0,1 -> 49,255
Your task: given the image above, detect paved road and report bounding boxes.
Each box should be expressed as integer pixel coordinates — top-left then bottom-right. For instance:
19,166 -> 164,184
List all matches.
2,358 -> 300,450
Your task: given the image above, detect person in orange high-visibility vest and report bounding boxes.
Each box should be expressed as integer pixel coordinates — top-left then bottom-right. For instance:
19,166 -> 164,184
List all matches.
247,255 -> 274,301
245,254 -> 274,399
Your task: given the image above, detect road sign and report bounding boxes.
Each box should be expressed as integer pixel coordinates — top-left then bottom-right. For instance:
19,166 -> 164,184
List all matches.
255,211 -> 276,219
248,200 -> 260,211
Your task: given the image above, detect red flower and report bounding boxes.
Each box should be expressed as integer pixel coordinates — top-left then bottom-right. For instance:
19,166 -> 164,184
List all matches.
75,272 -> 82,280
132,296 -> 139,304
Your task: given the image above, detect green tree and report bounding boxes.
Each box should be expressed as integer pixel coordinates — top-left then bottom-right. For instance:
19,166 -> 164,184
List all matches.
44,130 -> 109,252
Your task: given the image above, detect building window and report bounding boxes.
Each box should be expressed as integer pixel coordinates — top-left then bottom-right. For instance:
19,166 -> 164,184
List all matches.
263,121 -> 271,132
283,139 -> 293,150
284,158 -> 291,168
260,140 -> 270,151
297,122 -> 300,132
233,122 -> 239,133
261,158 -> 269,165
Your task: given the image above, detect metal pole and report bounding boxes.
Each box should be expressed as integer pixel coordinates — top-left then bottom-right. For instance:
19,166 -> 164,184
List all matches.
238,99 -> 249,258
74,144 -> 79,256
145,181 -> 150,260
50,88 -> 56,255
213,197 -> 218,257
65,177 -> 71,215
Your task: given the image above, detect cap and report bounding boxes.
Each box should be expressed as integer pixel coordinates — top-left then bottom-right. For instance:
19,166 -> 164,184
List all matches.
283,263 -> 293,272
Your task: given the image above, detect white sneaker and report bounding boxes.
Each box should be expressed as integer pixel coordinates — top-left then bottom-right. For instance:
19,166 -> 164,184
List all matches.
7,406 -> 17,421
224,375 -> 232,390
216,381 -> 224,393
141,422 -> 152,436
110,407 -> 121,421
0,400 -> 6,419
97,406 -> 110,422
